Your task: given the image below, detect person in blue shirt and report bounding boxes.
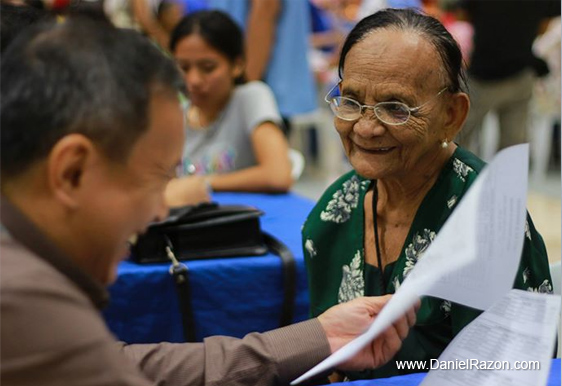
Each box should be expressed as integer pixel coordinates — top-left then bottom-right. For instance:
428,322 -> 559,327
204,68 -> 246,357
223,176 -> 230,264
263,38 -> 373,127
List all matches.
208,0 -> 317,135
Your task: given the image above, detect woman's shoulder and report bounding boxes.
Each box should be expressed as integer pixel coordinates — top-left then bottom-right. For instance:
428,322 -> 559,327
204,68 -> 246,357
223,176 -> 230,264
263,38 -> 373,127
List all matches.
230,81 -> 281,129
234,81 -> 275,99
443,146 -> 487,188
452,146 -> 487,174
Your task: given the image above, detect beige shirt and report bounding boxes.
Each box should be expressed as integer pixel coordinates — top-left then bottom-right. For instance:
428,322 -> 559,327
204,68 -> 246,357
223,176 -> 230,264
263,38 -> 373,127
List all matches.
0,197 -> 331,386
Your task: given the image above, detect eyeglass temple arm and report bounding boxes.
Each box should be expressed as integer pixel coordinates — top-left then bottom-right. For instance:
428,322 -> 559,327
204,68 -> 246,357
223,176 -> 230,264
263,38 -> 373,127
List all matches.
409,87 -> 449,112
324,82 -> 342,103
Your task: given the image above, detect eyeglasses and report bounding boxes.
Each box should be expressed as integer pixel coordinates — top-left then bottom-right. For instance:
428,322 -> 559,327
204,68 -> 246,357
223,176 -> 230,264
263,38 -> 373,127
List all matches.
324,83 -> 448,126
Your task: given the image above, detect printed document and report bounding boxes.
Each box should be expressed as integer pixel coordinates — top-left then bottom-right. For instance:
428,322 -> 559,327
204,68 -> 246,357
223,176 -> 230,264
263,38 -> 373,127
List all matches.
421,289 -> 560,386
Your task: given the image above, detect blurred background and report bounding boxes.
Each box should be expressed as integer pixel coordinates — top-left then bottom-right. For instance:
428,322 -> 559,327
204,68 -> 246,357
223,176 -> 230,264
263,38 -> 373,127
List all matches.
4,0 -> 560,263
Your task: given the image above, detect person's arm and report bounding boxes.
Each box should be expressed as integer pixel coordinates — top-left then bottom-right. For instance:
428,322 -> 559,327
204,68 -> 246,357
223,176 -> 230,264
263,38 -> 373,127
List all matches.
121,320 -> 328,385
206,122 -> 292,193
164,175 -> 211,207
130,0 -> 170,49
245,0 -> 281,81
158,1 -> 183,33
121,296 -> 417,385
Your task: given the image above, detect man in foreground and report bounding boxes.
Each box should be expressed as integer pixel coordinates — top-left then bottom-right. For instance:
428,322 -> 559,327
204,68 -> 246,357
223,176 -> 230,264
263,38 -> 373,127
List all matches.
0,18 -> 416,386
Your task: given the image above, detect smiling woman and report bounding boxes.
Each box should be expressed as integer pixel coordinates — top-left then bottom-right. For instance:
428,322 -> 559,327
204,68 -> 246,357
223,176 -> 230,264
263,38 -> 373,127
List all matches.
302,8 -> 553,381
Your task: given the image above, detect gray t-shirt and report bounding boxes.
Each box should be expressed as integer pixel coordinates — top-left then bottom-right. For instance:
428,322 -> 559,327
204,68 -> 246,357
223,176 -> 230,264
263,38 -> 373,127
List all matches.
179,81 -> 282,176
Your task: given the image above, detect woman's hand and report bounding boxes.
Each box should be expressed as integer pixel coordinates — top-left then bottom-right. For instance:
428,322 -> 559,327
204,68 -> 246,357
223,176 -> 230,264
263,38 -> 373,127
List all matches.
164,176 -> 211,207
317,295 -> 419,371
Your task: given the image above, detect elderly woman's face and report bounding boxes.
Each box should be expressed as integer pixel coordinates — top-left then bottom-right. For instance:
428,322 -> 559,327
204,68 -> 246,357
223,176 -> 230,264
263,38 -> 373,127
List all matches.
336,29 -> 450,180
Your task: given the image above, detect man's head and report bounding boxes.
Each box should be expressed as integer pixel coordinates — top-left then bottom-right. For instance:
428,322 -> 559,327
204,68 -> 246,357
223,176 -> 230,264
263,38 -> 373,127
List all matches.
0,3 -> 49,53
1,18 -> 187,284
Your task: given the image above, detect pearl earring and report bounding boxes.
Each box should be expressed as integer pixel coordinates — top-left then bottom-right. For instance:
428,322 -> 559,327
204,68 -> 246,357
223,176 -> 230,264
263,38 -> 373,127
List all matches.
441,140 -> 449,149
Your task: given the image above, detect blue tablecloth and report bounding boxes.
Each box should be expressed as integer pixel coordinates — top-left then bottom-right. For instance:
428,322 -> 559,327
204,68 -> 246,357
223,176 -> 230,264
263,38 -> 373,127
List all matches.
103,192 -> 315,343
326,359 -> 561,386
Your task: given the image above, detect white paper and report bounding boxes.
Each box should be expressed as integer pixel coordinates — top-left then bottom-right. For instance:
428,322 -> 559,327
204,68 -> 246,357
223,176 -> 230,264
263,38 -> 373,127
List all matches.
424,146 -> 529,310
421,289 -> 560,386
291,145 -> 529,385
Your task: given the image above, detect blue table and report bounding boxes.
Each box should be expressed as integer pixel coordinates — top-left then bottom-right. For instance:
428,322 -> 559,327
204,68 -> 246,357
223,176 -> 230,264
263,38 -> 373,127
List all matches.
103,192 -> 315,343
326,359 -> 561,386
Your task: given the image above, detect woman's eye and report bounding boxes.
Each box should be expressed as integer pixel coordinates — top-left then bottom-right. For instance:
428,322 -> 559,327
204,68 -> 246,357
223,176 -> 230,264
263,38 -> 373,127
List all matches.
385,103 -> 408,113
386,103 -> 402,112
200,64 -> 217,73
382,103 -> 410,121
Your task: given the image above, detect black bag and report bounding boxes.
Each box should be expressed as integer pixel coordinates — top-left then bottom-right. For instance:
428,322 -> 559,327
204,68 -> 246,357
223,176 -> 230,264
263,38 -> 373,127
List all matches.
131,202 -> 268,263
129,202 -> 296,342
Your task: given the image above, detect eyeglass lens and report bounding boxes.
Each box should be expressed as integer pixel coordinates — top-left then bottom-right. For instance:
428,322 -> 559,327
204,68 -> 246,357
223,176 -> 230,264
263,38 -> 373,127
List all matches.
329,97 -> 411,124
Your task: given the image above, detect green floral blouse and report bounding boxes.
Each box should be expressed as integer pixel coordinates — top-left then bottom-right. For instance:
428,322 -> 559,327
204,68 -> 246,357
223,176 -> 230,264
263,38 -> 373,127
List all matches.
302,147 -> 553,380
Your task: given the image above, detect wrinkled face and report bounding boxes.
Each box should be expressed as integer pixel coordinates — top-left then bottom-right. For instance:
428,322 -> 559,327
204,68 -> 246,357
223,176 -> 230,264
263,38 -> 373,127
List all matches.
173,34 -> 241,111
336,29 -> 450,180
81,92 -> 185,284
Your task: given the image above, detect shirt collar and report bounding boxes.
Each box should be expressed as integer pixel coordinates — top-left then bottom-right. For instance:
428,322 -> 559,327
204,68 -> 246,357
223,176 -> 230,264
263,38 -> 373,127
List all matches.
0,195 -> 109,309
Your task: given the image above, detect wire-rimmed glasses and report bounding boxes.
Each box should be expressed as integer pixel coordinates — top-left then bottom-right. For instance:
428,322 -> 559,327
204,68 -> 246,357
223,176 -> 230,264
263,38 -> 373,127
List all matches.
324,83 -> 448,126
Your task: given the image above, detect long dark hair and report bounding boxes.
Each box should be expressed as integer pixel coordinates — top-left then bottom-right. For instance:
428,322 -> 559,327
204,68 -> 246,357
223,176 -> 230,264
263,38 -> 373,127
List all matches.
170,10 -> 246,84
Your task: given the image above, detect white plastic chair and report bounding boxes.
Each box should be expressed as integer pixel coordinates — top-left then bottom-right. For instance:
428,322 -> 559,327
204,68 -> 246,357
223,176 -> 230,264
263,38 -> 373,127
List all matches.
289,108 -> 346,180
530,115 -> 558,180
288,148 -> 305,181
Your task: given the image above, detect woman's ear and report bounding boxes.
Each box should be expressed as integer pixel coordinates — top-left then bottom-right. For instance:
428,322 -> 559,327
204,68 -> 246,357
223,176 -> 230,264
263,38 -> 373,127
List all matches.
444,92 -> 470,141
232,57 -> 245,80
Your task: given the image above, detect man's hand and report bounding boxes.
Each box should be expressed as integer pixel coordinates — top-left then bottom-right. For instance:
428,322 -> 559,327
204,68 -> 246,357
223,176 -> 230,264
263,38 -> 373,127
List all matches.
164,176 -> 211,207
317,295 -> 418,371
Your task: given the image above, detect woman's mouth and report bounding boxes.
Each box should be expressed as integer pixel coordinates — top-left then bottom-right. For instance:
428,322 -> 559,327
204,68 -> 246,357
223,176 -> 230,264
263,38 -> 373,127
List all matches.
354,143 -> 396,154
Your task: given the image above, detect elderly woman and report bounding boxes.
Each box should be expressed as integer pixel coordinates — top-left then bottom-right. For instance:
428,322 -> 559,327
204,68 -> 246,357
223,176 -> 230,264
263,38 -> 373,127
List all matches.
302,9 -> 553,380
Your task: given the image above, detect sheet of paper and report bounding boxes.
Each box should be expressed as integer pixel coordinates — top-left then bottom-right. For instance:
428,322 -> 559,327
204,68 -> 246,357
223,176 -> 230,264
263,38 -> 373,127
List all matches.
423,145 -> 529,310
421,289 -> 560,386
291,145 -> 529,385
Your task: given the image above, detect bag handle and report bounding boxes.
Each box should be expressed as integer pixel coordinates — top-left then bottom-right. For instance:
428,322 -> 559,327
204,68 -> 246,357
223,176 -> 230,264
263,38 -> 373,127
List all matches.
165,237 -> 197,342
167,233 -> 296,342
262,232 -> 296,327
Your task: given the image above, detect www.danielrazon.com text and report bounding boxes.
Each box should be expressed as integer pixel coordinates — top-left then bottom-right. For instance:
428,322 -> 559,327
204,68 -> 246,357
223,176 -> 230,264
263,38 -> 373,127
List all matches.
396,359 -> 540,371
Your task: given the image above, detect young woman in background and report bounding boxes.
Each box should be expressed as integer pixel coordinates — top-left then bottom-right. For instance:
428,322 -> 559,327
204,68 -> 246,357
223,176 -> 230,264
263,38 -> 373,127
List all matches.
165,10 -> 292,207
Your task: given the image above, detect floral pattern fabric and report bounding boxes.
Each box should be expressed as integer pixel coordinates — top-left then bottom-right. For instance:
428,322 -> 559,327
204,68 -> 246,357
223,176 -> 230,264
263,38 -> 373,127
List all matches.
302,146 -> 553,380
338,251 -> 365,303
452,158 -> 474,182
403,229 -> 436,280
320,175 -> 361,223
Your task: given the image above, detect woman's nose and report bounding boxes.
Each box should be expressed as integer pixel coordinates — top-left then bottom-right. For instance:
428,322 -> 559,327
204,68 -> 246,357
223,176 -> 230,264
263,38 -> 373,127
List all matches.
185,69 -> 203,88
353,112 -> 386,138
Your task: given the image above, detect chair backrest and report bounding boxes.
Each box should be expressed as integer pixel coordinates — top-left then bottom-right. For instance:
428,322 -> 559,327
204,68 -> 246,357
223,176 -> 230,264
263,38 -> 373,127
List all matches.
288,148 -> 305,181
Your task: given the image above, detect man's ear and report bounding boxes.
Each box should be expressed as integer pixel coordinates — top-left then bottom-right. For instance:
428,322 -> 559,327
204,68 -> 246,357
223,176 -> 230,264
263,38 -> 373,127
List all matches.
443,92 -> 470,141
47,134 -> 97,209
